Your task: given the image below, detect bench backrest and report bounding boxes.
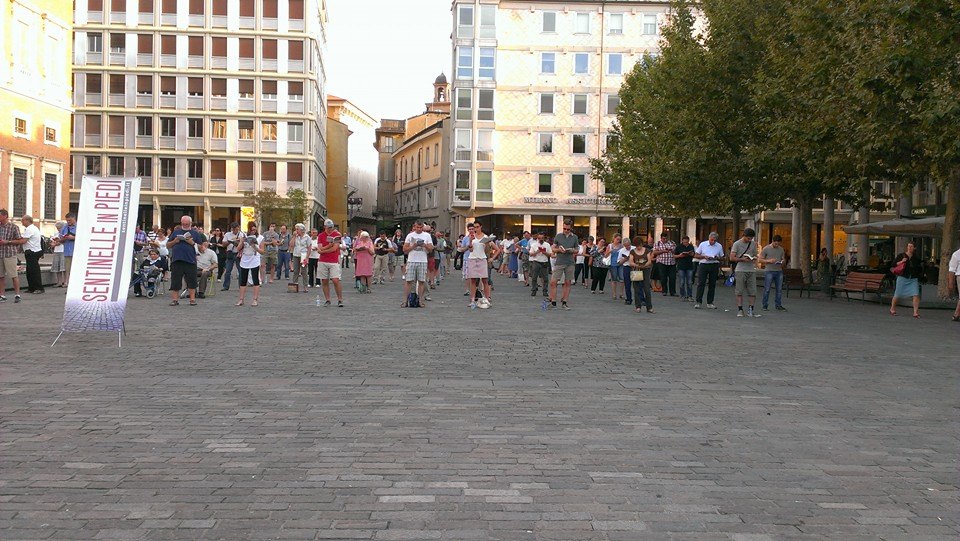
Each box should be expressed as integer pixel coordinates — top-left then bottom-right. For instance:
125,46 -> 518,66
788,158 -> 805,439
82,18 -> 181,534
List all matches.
844,272 -> 883,290
783,268 -> 806,284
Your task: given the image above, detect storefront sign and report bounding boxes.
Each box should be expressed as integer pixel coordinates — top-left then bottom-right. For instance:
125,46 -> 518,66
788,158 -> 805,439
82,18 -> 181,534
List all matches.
566,196 -> 615,206
523,197 -> 557,204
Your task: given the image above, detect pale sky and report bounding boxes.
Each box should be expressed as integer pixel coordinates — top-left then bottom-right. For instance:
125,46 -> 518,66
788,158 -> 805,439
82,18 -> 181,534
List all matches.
325,0 -> 453,121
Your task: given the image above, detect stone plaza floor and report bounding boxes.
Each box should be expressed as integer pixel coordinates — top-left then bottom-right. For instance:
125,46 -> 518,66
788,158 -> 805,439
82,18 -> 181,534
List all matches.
1,269 -> 957,540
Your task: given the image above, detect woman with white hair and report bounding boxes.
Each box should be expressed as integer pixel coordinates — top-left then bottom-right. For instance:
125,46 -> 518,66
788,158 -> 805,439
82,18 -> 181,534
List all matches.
353,230 -> 375,292
290,223 -> 311,292
50,220 -> 67,287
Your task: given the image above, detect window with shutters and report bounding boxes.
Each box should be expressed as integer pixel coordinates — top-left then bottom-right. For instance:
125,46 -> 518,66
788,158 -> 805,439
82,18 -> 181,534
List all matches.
210,160 -> 226,179
287,162 -> 302,182
238,120 -> 254,140
43,173 -> 57,220
212,0 -> 226,15
137,75 -> 152,95
262,39 -> 278,60
262,80 -> 278,99
264,0 -> 278,17
86,73 -> 102,93
161,0 -> 176,14
160,34 -> 175,54
238,161 -> 253,180
211,78 -> 226,97
189,0 -> 203,15
86,115 -> 102,136
89,0 -> 103,10
110,74 -> 126,94
238,79 -> 254,98
289,40 -> 303,61
289,0 -> 304,19
12,168 -> 28,217
139,0 -> 153,13
88,32 -> 103,53
211,37 -> 226,57
261,162 -> 277,182
45,127 -> 58,143
14,118 -> 27,135
160,76 -> 175,96
288,81 -> 303,101
188,36 -> 203,56
138,34 -> 152,54
109,115 -> 124,136
239,0 -> 254,17
187,77 -> 203,96
110,33 -> 125,53
136,157 -> 152,177
112,0 -> 125,12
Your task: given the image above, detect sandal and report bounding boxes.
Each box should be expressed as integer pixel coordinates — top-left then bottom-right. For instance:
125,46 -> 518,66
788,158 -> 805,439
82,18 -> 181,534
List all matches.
952,315 -> 960,322
189,300 -> 197,306
889,308 -> 897,316
235,300 -> 244,306
913,313 -> 920,319
252,300 -> 259,306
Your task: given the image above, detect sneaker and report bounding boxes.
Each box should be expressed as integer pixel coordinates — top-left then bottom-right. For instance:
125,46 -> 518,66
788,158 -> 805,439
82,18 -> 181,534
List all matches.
562,302 -> 570,311
469,302 -> 477,309
337,301 -> 344,308
762,306 -> 769,311
737,310 -> 745,317
624,299 -> 631,305
707,304 -> 717,310
425,295 -> 432,301
646,308 -> 655,314
323,300 -> 331,307
694,303 -> 701,309
14,295 -> 22,303
464,292 -> 470,296
775,305 -> 787,311
748,307 -> 761,318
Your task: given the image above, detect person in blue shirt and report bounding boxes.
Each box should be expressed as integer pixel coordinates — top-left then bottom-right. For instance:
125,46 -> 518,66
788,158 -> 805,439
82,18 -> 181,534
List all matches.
59,213 -> 78,282
518,231 -> 531,286
166,215 -> 202,306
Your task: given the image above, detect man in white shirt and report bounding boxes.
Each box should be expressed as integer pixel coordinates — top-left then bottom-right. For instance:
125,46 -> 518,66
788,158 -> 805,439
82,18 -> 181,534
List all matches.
949,247 -> 960,322
402,220 -> 433,307
20,216 -> 44,294
195,241 -> 219,298
693,231 -> 724,309
526,231 -> 552,297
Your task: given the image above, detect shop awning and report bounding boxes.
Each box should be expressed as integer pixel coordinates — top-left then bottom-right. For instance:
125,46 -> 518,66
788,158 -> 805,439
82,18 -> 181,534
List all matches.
842,217 -> 945,237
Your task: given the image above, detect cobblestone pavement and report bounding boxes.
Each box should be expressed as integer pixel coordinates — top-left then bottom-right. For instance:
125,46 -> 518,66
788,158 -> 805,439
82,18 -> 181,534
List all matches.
1,270 -> 957,540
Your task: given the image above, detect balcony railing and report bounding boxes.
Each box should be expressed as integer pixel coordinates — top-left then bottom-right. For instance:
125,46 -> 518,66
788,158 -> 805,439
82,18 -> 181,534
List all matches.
288,60 -> 304,73
110,11 -> 125,23
287,181 -> 303,193
211,15 -> 227,27
139,177 -> 153,190
187,55 -> 203,68
135,135 -> 152,148
261,140 -> 277,153
237,179 -> 254,192
238,139 -> 254,152
137,53 -> 153,66
477,150 -> 494,162
159,54 -> 176,67
211,56 -> 227,69
136,94 -> 152,107
238,98 -> 254,111
138,12 -> 153,25
108,134 -> 124,147
159,95 -> 176,108
186,137 -> 203,150
109,52 -> 125,65
157,177 -> 175,191
186,177 -> 203,191
84,134 -> 101,147
261,99 -> 277,112
262,58 -> 278,71
261,180 -> 277,192
108,93 -> 125,106
86,52 -> 102,65
210,96 -> 226,110
288,100 -> 303,113
160,13 -> 176,26
210,178 -> 226,192
187,96 -> 204,109
85,93 -> 102,106
210,139 -> 226,151
158,136 -> 175,149
289,19 -> 304,31
239,16 -> 254,29
188,14 -> 204,26
262,17 -> 278,30
287,141 -> 304,155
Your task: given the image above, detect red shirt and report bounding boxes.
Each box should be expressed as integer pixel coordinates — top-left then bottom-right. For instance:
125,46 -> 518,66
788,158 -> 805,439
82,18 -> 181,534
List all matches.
318,230 -> 341,264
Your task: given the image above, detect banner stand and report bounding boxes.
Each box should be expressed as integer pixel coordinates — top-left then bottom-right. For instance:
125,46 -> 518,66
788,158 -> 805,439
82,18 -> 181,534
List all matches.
56,176 -> 141,347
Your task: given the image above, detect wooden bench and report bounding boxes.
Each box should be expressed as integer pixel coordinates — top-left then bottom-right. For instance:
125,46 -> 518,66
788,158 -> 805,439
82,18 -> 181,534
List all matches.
830,272 -> 884,303
783,268 -> 812,298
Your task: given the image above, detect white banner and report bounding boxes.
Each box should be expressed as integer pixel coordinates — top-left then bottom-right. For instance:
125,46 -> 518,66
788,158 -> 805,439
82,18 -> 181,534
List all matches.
61,176 -> 141,333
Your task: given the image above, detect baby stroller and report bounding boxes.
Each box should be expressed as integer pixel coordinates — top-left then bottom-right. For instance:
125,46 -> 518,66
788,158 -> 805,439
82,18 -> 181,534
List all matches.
131,266 -> 165,298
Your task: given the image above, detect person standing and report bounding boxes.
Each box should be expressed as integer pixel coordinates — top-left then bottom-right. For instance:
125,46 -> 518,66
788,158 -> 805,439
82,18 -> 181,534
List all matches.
276,224 -> 292,280
760,235 -> 787,311
133,225 -> 148,268
340,233 -> 352,269
889,242 -> 923,318
208,227 -> 225,281
549,219 -> 579,310
518,231 -> 531,286
653,233 -> 678,297
527,231 -> 552,297
236,225 -> 264,306
674,236 -> 696,301
393,229 -> 405,280
373,231 -> 393,284
0,209 -> 25,303
616,236 -> 634,306
220,223 -> 242,290
693,232 -> 724,309
403,220 -> 434,307
289,224 -> 310,292
260,222 -> 280,284
354,231 -> 375,292
195,241 -> 219,298
949,246 -> 960,322
307,228 -> 320,287
20,215 -> 44,294
166,215 -> 201,306
590,238 -> 608,294
59,213 -> 77,283
462,222 -> 492,308
50,220 -> 67,287
730,228 -> 761,317
607,235 -> 624,301
817,248 -> 832,293
628,237 -> 654,313
574,239 -> 588,287
317,219 -> 344,307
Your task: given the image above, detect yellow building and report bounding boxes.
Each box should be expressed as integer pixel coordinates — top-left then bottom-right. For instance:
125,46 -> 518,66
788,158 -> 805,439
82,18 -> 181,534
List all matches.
392,75 -> 451,232
0,0 -> 73,234
327,95 -> 378,233
325,117 -> 350,231
450,0 -> 670,239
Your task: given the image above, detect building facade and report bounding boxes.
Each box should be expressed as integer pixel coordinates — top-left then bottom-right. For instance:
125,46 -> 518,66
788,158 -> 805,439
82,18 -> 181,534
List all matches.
392,75 -> 452,233
326,95 -> 377,233
373,119 -> 405,230
71,0 -> 329,231
0,0 -> 73,235
449,0 -> 670,240
325,116 -> 349,231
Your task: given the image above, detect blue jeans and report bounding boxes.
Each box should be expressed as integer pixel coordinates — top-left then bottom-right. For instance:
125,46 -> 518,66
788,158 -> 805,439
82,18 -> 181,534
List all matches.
678,269 -> 693,297
763,270 -> 783,308
623,270 -> 633,303
222,255 -> 238,290
276,251 -> 291,279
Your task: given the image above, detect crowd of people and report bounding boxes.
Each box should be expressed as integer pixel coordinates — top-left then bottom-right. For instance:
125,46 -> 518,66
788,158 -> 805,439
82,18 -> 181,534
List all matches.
1,207 -> 958,322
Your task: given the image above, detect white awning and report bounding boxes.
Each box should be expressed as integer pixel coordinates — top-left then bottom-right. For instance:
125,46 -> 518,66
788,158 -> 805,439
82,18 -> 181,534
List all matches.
842,217 -> 945,237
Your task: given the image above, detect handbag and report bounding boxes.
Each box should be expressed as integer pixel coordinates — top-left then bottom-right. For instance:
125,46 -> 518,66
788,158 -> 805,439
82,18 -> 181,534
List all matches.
724,274 -> 736,286
601,255 -> 612,266
630,269 -> 644,281
891,260 -> 906,276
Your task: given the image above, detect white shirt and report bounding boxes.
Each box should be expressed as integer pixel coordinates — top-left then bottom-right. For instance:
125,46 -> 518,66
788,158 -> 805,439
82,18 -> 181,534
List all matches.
575,245 -> 586,265
405,232 -> 433,264
949,248 -> 960,276
468,235 -> 492,259
696,240 -> 724,263
196,249 -> 218,271
309,238 -> 320,259
22,224 -> 42,252
239,235 -> 262,269
617,247 -> 632,266
527,239 -> 552,263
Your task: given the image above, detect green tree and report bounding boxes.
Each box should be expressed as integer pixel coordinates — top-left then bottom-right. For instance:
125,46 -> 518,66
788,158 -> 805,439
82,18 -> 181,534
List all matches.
242,189 -> 283,228
285,188 -> 310,226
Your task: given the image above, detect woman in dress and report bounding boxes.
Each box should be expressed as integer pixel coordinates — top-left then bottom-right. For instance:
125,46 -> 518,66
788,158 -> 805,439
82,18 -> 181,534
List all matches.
353,230 -> 375,292
590,238 -> 608,294
889,242 -> 923,318
236,223 -> 264,306
508,235 -> 520,279
628,237 -> 654,313
606,234 -> 624,300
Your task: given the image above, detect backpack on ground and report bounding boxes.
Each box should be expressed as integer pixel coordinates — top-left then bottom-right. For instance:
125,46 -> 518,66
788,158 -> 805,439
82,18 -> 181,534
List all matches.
407,292 -> 420,308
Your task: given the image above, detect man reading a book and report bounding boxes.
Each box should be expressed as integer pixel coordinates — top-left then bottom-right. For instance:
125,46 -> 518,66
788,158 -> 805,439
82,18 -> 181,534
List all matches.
730,228 -> 761,318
